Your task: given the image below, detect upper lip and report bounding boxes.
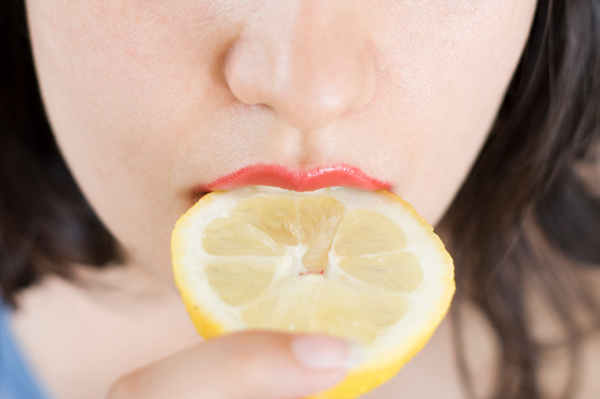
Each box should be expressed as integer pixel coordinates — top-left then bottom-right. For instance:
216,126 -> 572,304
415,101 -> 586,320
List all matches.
196,164 -> 391,193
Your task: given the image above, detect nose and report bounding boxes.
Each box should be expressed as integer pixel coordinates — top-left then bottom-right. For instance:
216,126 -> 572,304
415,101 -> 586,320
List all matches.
224,0 -> 376,131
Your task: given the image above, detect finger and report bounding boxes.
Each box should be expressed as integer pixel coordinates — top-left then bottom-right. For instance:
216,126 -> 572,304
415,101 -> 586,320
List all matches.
107,331 -> 356,399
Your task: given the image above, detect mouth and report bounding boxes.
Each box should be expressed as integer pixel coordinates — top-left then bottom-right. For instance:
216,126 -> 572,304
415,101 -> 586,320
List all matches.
194,164 -> 392,196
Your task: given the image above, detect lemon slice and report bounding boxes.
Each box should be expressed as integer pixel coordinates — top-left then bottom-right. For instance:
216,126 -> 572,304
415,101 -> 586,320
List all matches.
171,186 -> 455,398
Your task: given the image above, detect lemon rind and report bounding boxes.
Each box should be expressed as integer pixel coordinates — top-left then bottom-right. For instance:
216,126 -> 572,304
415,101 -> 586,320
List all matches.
171,186 -> 455,397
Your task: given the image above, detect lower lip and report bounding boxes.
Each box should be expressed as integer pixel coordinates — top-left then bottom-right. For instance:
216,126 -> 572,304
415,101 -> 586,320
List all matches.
196,164 -> 391,193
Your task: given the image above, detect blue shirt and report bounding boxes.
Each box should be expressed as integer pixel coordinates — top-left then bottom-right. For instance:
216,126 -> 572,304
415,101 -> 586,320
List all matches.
0,303 -> 52,399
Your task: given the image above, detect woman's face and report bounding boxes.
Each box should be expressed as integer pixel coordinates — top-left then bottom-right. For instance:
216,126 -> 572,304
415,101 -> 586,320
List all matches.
26,0 -> 537,281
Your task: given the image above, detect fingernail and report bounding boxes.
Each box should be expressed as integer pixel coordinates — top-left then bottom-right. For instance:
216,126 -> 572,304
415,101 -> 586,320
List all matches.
291,335 -> 365,370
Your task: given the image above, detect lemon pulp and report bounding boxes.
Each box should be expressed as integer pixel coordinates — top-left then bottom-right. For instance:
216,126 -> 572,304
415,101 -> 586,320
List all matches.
172,186 -> 455,399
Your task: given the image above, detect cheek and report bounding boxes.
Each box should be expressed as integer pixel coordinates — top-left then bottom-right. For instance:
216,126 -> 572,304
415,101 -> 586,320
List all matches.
28,1 -> 227,158
26,1 -> 230,270
356,0 -> 537,224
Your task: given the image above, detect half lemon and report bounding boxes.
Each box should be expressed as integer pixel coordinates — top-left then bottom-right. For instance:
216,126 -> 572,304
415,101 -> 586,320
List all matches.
171,186 -> 455,398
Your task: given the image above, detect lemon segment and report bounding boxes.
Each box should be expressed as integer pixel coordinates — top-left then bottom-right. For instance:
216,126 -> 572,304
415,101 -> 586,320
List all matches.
206,260 -> 277,306
241,276 -> 319,333
231,195 -> 299,246
313,280 -> 408,345
334,209 -> 407,256
172,186 -> 455,399
202,218 -> 276,256
339,251 -> 423,293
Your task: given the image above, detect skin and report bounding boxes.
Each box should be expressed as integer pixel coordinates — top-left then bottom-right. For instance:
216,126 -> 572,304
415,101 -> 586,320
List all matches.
9,0 -> 546,398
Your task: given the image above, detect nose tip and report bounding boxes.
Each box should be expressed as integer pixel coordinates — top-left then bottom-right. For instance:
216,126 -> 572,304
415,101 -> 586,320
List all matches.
224,2 -> 376,131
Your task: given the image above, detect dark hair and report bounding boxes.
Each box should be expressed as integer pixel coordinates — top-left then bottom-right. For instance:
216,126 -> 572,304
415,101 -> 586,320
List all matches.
1,1 -> 599,399
441,0 -> 600,398
0,0 -> 121,306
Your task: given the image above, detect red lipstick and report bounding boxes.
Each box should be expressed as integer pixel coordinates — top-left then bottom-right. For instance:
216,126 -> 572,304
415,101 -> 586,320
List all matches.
197,164 -> 391,193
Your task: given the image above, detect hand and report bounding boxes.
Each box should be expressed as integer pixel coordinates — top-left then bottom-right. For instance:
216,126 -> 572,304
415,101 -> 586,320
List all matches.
107,331 -> 352,399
